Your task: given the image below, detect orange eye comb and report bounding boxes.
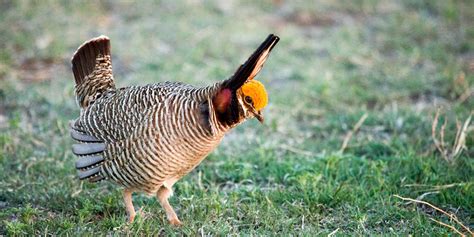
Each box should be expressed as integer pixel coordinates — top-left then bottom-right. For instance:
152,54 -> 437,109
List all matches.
241,80 -> 268,110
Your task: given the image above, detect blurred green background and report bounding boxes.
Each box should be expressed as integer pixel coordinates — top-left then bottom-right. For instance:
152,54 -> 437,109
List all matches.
0,0 -> 472,235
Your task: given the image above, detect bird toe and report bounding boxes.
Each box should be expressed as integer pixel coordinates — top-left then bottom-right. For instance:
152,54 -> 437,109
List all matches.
169,218 -> 182,226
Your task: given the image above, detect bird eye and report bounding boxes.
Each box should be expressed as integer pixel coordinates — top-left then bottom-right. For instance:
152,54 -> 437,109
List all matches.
244,96 -> 253,104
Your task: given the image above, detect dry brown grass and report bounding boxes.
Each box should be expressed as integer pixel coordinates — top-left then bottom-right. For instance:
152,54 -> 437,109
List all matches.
432,109 -> 473,164
394,195 -> 473,236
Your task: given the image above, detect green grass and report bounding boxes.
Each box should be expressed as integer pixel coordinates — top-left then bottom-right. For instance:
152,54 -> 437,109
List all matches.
1,0 -> 473,235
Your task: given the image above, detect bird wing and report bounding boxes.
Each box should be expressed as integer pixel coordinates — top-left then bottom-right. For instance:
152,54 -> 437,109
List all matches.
70,106 -> 157,183
69,85 -> 215,183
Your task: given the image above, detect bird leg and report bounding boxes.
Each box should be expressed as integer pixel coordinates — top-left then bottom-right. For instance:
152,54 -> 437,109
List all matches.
157,186 -> 182,226
123,188 -> 136,223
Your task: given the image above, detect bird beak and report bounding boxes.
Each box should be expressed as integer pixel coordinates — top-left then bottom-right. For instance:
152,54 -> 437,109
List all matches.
254,110 -> 264,124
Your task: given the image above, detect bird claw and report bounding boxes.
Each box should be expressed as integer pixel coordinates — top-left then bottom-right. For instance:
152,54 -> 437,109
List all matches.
127,213 -> 135,223
169,218 -> 182,226
127,207 -> 145,223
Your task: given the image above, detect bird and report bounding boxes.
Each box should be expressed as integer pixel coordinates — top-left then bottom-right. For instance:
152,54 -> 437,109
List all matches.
69,34 -> 279,225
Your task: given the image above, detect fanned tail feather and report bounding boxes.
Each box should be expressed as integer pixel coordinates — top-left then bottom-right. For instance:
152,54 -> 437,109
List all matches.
71,35 -> 111,85
71,35 -> 116,108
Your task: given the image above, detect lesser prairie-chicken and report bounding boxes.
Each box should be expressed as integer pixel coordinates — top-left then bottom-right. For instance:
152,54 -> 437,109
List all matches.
70,34 -> 279,225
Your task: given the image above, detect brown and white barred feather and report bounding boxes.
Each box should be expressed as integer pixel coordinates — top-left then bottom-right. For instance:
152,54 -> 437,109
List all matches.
69,34 -> 279,195
71,83 -> 230,193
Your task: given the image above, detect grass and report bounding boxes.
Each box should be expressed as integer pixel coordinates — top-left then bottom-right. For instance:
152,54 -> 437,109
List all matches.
0,0 -> 473,235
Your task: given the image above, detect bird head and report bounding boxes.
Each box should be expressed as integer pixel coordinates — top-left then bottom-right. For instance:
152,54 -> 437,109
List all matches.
237,80 -> 268,123
213,34 -> 279,126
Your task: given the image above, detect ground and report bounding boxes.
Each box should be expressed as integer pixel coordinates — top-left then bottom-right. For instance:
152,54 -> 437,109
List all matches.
0,0 -> 473,235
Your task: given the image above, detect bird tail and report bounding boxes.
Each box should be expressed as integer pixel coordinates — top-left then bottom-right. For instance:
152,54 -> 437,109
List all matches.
71,35 -> 116,108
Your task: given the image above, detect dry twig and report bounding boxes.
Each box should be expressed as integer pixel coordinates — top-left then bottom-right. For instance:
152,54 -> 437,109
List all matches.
429,218 -> 466,236
456,87 -> 472,104
431,109 -> 472,163
394,195 -> 472,236
328,228 -> 339,237
415,191 -> 439,201
403,182 -> 470,192
339,113 -> 368,153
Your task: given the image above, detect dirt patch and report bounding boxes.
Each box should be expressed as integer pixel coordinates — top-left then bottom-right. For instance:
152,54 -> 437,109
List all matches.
286,11 -> 337,27
17,58 -> 58,83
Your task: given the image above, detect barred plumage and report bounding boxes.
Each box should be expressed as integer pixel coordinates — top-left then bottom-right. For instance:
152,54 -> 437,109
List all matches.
69,34 -> 279,225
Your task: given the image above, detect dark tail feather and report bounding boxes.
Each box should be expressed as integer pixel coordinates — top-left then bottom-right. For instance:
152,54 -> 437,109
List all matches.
222,34 -> 279,91
71,35 -> 111,85
71,35 -> 115,108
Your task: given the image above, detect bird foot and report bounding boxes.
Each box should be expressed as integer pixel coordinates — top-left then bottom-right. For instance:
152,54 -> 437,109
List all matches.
127,207 -> 145,223
127,213 -> 135,223
169,218 -> 182,226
